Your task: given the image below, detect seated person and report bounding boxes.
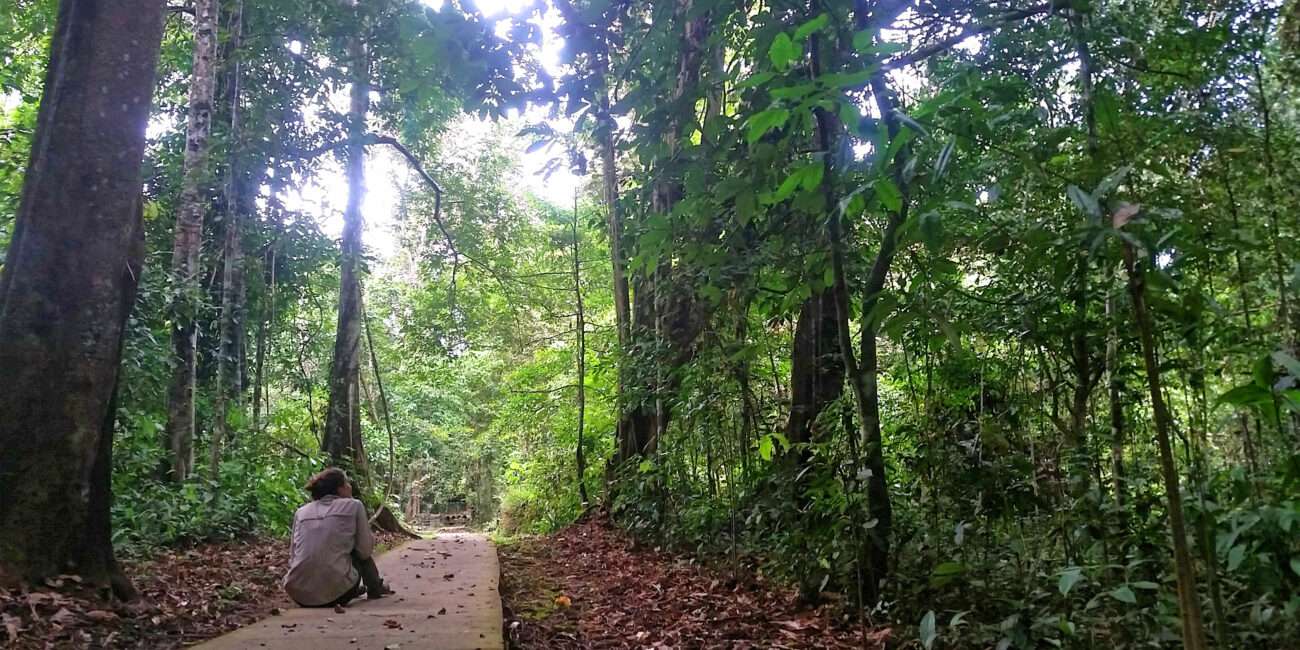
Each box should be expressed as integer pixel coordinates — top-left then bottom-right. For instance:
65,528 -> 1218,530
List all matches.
283,468 -> 393,607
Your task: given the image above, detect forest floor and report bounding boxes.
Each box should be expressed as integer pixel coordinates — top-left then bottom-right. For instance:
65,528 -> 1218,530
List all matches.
0,531 -> 407,649
497,513 -> 893,649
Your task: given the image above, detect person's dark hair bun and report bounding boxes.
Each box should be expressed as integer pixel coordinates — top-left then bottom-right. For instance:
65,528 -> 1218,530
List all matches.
305,467 -> 348,500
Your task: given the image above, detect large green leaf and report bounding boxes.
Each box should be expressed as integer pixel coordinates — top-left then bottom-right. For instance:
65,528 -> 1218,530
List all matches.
793,13 -> 828,40
1109,586 -> 1137,604
1058,567 -> 1083,595
919,611 -> 937,649
747,108 -> 791,144
876,178 -> 904,212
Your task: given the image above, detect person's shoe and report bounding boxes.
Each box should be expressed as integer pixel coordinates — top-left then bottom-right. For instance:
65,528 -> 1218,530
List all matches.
367,583 -> 395,599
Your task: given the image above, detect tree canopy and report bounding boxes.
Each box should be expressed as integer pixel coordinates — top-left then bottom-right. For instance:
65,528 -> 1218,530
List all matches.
1,0 -> 1298,647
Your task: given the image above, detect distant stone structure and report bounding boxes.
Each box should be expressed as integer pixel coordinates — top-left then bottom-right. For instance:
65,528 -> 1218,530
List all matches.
413,497 -> 472,529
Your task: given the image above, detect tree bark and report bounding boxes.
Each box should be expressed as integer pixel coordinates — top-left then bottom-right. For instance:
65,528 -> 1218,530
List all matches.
1121,242 -> 1208,650
784,292 -> 844,468
0,0 -> 164,596
163,0 -> 219,482
323,0 -> 370,491
573,196 -> 590,506
599,105 -> 629,348
613,0 -> 710,468
211,0 -> 248,479
825,6 -> 906,600
252,237 -> 277,432
1105,292 -> 1126,519
1064,9 -> 1099,491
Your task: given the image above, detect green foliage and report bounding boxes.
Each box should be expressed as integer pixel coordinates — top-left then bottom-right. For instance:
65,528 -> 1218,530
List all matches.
1,0 -> 1299,647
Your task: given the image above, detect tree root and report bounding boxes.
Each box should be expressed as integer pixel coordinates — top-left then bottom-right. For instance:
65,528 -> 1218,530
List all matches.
372,504 -> 421,538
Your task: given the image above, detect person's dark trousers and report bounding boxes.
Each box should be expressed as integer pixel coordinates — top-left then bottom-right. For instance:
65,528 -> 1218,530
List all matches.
353,552 -> 385,595
320,553 -> 385,608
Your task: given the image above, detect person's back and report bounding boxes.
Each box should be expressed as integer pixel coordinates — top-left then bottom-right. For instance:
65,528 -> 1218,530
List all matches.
282,468 -> 390,607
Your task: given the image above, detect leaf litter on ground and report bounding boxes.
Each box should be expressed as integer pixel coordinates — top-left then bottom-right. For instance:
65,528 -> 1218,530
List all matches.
498,513 -> 892,649
0,530 -> 407,649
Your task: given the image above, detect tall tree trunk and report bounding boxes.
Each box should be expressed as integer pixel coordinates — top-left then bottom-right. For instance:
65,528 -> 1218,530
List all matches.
163,0 -> 219,482
211,0 -> 247,479
600,108 -> 629,349
573,196 -> 589,506
323,0 -> 370,491
1121,242 -> 1208,650
1217,158 -> 1264,490
1065,9 -> 1099,492
0,0 -> 164,597
613,0 -> 709,468
1105,292 -> 1126,520
829,3 -> 909,600
252,237 -> 277,432
552,0 -> 629,481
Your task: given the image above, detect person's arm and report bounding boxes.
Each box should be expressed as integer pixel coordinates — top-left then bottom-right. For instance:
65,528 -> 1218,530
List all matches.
352,499 -> 375,560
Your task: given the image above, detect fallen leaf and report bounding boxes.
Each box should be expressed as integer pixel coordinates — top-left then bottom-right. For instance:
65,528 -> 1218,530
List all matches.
50,608 -> 77,626
334,605 -> 346,614
3,613 -> 19,642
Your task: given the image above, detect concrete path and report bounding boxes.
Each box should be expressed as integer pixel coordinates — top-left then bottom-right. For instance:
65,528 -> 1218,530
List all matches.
193,534 -> 502,650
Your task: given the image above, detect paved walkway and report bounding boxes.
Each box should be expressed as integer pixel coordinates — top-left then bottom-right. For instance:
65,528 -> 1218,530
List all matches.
193,533 -> 502,650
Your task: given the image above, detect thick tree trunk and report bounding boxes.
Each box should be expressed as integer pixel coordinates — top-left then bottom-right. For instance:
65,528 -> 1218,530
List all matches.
324,0 -> 370,492
784,292 -> 845,468
0,0 -> 164,596
1122,242 -> 1208,650
163,0 -> 219,482
613,0 -> 710,467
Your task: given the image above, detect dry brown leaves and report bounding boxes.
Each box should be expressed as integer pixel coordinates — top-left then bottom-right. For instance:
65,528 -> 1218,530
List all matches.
0,530 -> 408,649
499,514 -> 893,650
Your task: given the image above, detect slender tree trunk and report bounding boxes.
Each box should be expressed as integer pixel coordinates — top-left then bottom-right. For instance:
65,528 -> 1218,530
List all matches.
1122,242 -> 1208,650
815,16 -> 900,597
0,0 -> 164,597
1105,292 -> 1126,519
573,196 -> 589,506
600,109 -> 629,348
600,104 -> 629,467
252,239 -> 277,432
1218,159 -> 1264,491
1065,9 -> 1100,492
163,0 -> 219,482
211,0 -> 247,479
323,0 -> 370,491
843,151 -> 901,600
1187,348 -> 1230,645
552,0 -> 629,482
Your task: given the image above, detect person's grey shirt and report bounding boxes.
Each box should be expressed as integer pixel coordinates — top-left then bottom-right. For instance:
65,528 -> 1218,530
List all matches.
283,495 -> 373,606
